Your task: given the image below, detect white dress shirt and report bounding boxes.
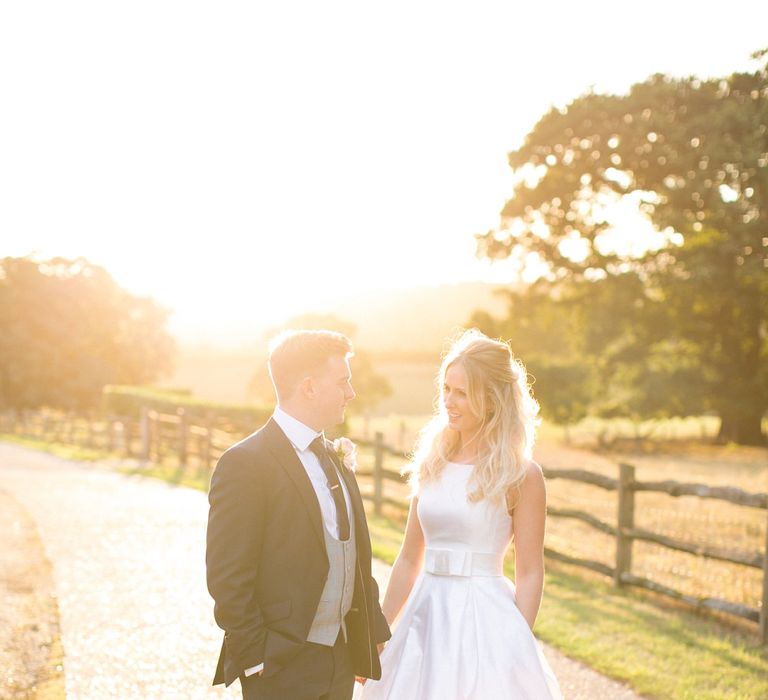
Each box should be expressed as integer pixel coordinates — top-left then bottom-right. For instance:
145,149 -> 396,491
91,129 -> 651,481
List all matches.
272,406 -> 353,539
244,407 -> 353,677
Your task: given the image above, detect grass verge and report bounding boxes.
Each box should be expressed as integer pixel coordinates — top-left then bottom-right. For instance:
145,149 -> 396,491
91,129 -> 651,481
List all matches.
0,485 -> 66,700
0,433 -> 106,462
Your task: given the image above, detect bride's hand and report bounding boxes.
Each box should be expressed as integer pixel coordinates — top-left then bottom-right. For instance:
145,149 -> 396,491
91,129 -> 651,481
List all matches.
377,642 -> 386,655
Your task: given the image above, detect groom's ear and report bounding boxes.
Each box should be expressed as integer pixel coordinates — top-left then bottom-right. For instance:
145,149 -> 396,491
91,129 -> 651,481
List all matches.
298,375 -> 315,399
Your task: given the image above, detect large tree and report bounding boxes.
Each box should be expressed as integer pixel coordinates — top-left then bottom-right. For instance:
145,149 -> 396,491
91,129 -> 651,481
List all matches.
0,256 -> 175,411
477,52 -> 767,444
468,283 -> 596,431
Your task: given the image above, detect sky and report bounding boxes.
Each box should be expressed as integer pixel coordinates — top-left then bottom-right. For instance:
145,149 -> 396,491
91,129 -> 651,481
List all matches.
2,1 -> 766,346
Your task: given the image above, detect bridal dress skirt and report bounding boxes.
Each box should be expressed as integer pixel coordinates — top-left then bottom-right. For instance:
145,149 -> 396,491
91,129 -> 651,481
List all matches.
355,563 -> 563,700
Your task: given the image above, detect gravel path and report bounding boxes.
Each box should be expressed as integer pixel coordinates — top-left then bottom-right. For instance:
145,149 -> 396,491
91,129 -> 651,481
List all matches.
0,443 -> 238,700
1,443 -> 645,699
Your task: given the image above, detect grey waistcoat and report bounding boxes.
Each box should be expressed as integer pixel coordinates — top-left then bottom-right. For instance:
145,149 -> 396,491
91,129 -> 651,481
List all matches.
306,514 -> 357,646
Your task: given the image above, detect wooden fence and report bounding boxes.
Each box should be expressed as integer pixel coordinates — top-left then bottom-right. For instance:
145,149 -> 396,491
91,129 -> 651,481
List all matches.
2,408 -> 766,643
543,465 -> 768,638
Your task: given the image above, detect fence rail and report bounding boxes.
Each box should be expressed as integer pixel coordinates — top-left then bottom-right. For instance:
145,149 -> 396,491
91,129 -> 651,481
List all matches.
2,407 -> 766,642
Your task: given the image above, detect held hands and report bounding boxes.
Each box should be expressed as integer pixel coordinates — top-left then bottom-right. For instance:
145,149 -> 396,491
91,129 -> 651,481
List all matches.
355,643 -> 387,686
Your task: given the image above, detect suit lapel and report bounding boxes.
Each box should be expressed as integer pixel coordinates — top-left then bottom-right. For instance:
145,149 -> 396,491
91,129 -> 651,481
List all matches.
264,418 -> 326,548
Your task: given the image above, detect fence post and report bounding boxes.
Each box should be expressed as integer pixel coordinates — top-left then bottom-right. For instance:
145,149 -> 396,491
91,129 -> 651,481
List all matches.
66,411 -> 75,445
84,412 -> 94,449
44,411 -> 52,441
149,410 -> 159,463
124,416 -> 135,457
760,508 -> 768,644
107,416 -> 116,452
115,419 -> 127,455
202,413 -> 213,473
75,413 -> 84,448
373,431 -> 384,516
614,462 -> 636,587
140,407 -> 150,463
50,411 -> 57,441
178,408 -> 188,469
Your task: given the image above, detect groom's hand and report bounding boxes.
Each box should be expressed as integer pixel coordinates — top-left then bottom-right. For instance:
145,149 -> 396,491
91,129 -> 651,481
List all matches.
355,643 -> 386,685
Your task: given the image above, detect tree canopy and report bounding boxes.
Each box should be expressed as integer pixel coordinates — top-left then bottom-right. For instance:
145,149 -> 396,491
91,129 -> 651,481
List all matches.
0,256 -> 175,411
476,52 -> 767,444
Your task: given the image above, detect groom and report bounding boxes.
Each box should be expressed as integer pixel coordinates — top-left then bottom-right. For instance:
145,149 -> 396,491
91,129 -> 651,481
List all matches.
206,330 -> 390,700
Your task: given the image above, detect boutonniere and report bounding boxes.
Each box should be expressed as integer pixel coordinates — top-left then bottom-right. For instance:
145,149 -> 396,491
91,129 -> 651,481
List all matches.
332,437 -> 357,472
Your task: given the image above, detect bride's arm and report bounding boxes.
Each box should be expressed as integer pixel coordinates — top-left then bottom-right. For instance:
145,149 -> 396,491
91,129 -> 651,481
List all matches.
510,461 -> 547,630
381,497 -> 425,627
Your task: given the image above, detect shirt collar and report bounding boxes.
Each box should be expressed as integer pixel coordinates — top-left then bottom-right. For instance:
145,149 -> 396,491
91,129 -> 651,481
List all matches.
273,406 -> 321,452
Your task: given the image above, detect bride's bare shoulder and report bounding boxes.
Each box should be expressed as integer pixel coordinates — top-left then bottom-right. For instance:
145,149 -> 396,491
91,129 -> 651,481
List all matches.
520,460 -> 546,493
507,460 -> 545,515
524,459 -> 544,476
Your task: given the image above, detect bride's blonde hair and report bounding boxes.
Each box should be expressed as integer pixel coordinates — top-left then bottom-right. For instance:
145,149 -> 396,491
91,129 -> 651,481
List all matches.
404,329 -> 540,505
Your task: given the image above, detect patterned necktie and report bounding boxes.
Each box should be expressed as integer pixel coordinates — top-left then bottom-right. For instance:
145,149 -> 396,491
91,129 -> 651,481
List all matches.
308,437 -> 351,541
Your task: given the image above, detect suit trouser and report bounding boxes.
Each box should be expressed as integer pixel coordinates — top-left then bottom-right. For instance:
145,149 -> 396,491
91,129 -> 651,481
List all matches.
240,631 -> 355,700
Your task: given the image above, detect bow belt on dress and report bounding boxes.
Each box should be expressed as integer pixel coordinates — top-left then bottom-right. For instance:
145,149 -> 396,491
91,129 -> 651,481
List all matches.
424,548 -> 504,577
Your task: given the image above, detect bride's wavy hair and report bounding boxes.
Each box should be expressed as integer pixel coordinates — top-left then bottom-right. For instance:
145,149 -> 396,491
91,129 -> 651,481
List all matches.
404,329 -> 540,505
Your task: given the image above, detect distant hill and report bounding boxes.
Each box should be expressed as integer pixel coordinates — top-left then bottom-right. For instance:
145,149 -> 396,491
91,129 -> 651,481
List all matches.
159,280 -> 516,409
335,280 -> 514,357
157,346 -> 267,406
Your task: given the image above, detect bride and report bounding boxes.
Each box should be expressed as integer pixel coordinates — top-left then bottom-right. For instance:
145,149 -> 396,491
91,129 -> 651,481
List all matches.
355,330 -> 563,700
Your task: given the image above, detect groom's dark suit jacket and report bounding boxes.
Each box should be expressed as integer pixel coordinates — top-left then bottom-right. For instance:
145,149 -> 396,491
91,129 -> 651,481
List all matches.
206,418 -> 391,687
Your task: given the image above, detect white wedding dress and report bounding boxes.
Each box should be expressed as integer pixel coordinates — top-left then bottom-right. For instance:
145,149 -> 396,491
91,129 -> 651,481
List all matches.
355,461 -> 563,700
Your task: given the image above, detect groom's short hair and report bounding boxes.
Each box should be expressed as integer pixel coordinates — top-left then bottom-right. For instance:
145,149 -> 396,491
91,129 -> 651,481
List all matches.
268,330 -> 353,400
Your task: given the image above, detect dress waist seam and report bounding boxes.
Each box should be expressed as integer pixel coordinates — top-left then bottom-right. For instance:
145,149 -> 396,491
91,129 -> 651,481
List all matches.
423,547 -> 504,577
